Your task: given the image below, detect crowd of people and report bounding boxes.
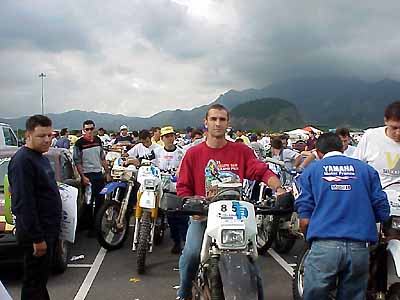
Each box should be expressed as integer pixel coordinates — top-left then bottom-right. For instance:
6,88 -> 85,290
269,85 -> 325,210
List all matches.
7,100 -> 400,300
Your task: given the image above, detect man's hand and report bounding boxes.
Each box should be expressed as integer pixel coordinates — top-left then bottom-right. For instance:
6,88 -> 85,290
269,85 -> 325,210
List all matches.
82,176 -> 91,186
33,241 -> 47,257
106,173 -> 112,182
300,218 -> 310,235
276,187 -> 287,196
126,158 -> 140,167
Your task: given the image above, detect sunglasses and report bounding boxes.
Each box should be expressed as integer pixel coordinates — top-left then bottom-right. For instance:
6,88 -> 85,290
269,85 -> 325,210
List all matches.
84,127 -> 95,131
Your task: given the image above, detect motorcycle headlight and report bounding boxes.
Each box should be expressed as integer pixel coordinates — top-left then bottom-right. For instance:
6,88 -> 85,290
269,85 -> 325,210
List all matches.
144,179 -> 156,190
221,229 -> 245,247
392,217 -> 400,230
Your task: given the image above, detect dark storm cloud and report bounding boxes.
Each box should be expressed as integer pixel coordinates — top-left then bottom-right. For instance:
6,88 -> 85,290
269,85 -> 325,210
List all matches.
1,0 -> 400,118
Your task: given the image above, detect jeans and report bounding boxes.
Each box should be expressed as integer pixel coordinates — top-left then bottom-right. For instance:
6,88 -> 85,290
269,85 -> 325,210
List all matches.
303,239 -> 369,300
178,219 -> 206,298
178,219 -> 264,300
80,172 -> 105,229
21,237 -> 56,300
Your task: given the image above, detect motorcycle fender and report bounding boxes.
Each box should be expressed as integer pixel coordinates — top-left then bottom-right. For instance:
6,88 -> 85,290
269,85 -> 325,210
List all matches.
387,239 -> 400,278
100,182 -> 127,195
218,253 -> 259,300
139,191 -> 156,209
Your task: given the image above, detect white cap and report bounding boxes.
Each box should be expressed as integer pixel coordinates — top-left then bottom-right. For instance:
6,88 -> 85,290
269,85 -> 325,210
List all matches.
120,125 -> 128,131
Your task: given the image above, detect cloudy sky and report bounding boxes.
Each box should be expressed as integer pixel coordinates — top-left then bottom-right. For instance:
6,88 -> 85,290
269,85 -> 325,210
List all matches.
1,0 -> 400,118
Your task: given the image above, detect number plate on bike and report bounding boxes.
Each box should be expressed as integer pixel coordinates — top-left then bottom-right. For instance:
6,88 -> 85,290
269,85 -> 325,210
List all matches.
214,201 -> 249,223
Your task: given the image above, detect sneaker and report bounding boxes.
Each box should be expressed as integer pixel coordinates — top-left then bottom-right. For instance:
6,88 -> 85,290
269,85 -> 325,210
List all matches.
176,297 -> 191,300
171,242 -> 182,254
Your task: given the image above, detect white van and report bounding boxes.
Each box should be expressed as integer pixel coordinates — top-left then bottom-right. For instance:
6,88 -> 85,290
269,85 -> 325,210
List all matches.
0,123 -> 18,149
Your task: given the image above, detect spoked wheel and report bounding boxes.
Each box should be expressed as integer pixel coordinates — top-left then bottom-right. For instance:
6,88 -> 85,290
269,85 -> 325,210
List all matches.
137,210 -> 151,274
272,216 -> 296,254
293,245 -> 308,300
256,215 -> 275,254
95,200 -> 129,250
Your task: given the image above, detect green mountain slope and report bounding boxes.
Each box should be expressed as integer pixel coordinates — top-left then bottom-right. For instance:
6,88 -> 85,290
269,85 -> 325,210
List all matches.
230,98 -> 304,131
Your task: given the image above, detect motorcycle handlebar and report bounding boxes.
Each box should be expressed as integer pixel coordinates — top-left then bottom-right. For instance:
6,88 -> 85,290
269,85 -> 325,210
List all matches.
255,206 -> 293,216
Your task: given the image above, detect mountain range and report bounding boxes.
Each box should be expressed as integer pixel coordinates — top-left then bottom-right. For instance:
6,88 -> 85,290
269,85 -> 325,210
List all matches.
1,77 -> 399,131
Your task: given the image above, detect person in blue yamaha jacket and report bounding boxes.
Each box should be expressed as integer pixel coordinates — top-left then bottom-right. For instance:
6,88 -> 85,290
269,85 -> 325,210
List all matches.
295,132 -> 390,300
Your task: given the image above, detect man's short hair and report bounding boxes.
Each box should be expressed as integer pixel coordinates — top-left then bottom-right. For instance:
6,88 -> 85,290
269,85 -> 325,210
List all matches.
205,104 -> 230,120
280,133 -> 289,140
191,128 -> 203,139
250,134 -> 257,142
150,126 -> 161,132
131,130 -> 139,138
98,127 -> 105,131
83,119 -> 95,127
336,127 -> 350,137
316,132 -> 343,154
271,137 -> 283,149
384,101 -> 400,121
139,129 -> 151,140
60,128 -> 68,136
26,115 -> 52,131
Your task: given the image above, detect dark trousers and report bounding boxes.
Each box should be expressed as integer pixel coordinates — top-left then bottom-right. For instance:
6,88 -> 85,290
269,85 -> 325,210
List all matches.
81,172 -> 105,229
21,238 -> 56,300
168,214 -> 189,245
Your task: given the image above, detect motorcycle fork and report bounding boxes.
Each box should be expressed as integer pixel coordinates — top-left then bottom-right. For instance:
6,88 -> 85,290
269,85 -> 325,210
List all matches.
132,191 -> 143,251
116,182 -> 132,229
132,192 -> 159,252
148,194 -> 160,253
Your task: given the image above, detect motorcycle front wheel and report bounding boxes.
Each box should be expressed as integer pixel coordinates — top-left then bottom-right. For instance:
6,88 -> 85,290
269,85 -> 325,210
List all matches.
256,215 -> 275,254
293,245 -> 308,300
95,200 -> 129,250
137,210 -> 151,274
272,216 -> 296,254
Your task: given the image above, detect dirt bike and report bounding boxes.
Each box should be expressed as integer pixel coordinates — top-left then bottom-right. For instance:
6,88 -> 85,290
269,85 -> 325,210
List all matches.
243,179 -> 276,254
264,157 -> 301,254
174,177 -> 293,299
95,157 -> 136,250
132,160 -> 168,274
293,182 -> 400,300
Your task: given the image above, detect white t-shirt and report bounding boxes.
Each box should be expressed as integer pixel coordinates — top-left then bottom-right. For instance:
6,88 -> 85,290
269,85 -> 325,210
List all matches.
272,148 -> 300,170
344,144 -> 356,157
353,126 -> 400,187
154,146 -> 184,173
98,134 -> 111,146
127,143 -> 161,160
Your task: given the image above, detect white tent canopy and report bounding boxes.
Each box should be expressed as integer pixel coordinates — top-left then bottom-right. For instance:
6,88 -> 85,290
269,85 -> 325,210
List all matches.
285,129 -> 309,141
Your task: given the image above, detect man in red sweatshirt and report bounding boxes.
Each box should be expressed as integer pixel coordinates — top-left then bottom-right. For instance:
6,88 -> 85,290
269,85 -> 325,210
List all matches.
176,104 -> 285,300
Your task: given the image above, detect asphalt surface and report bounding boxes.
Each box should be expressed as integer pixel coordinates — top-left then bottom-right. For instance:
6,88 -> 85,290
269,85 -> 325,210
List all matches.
1,227 -> 304,300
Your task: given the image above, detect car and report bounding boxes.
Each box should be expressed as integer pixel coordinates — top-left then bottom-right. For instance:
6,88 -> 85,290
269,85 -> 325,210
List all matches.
0,147 -> 85,273
0,123 -> 18,150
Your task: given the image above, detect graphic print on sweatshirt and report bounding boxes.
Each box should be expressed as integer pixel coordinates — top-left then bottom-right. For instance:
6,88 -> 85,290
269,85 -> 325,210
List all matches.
322,164 -> 357,191
204,159 -> 240,198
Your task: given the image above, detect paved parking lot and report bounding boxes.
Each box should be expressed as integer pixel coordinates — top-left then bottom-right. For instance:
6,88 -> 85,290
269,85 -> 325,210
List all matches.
1,229 -> 304,300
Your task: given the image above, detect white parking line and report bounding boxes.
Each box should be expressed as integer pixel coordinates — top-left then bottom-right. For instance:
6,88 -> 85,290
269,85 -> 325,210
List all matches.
267,248 -> 294,277
68,264 -> 93,268
73,247 -> 107,300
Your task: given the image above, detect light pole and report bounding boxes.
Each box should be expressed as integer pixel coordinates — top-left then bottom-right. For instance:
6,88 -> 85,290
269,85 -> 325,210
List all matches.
38,72 -> 46,115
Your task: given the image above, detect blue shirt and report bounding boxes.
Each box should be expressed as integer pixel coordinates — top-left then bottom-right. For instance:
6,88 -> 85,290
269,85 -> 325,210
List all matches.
55,136 -> 70,149
295,151 -> 390,243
